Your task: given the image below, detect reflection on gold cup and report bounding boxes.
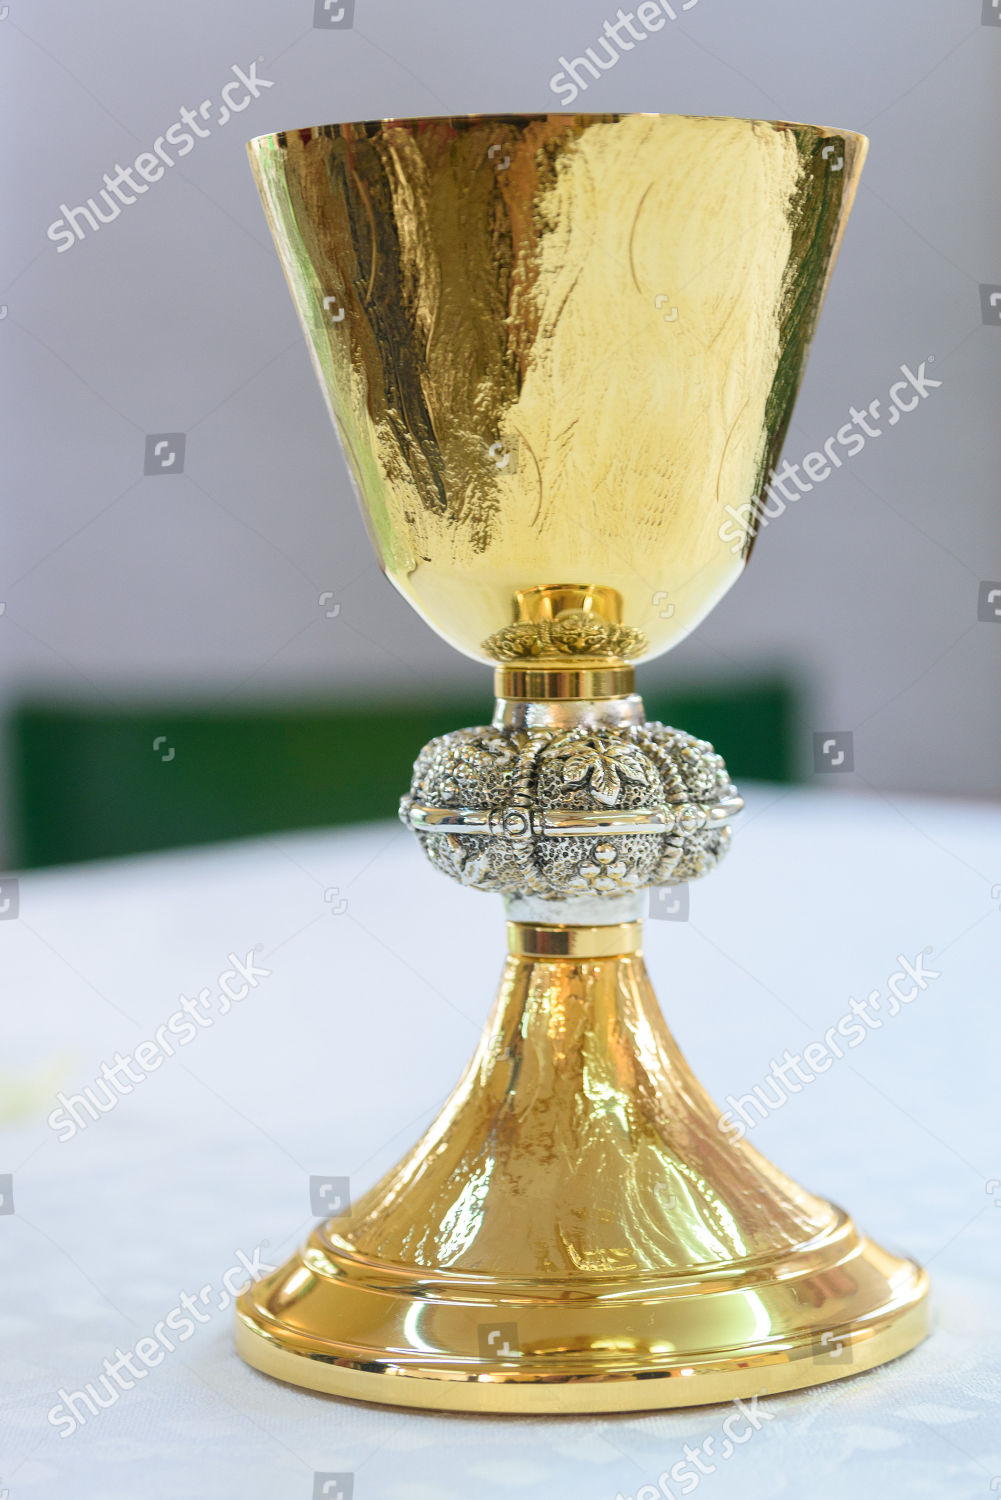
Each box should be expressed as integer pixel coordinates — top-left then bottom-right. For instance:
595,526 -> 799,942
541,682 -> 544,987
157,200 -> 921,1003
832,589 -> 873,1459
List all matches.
248,113 -> 865,663
235,114 -> 929,1413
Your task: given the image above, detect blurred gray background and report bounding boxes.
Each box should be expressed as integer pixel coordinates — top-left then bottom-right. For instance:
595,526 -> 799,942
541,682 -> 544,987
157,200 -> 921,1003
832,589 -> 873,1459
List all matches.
2,0 -> 999,865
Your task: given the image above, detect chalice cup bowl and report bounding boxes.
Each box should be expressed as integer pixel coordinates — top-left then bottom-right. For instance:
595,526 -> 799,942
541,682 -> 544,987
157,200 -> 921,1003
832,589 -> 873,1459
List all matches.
236,113 -> 929,1412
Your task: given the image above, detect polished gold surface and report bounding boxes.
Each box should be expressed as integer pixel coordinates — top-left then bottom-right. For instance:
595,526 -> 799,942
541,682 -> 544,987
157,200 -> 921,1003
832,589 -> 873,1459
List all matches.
494,664 -> 637,701
515,583 -> 625,624
507,918 -> 642,956
237,939 -> 928,1411
239,111 -> 928,1412
248,114 -> 866,664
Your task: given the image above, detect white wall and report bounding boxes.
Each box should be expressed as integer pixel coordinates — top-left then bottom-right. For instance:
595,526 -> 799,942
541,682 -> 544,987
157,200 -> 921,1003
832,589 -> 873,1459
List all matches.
4,0 -> 999,803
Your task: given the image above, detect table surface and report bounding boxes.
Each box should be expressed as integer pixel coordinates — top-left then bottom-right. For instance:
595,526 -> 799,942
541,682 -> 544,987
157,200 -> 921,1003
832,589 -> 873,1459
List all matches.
2,783 -> 999,1500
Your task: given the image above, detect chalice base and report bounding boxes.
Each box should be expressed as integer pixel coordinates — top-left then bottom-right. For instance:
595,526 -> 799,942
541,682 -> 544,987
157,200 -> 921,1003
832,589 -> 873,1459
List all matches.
236,926 -> 929,1412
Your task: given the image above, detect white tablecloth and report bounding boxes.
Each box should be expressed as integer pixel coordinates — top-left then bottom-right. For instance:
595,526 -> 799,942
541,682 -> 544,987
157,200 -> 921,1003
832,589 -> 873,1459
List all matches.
2,784 -> 999,1498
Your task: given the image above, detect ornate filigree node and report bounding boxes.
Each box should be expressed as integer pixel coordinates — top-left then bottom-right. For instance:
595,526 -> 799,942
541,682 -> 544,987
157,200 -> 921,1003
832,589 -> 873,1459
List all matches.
483,609 -> 648,663
399,719 -> 739,901
552,736 -> 651,806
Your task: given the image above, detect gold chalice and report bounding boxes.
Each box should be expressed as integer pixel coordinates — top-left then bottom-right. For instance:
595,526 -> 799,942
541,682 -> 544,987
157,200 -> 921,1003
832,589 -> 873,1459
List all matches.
235,112 -> 928,1412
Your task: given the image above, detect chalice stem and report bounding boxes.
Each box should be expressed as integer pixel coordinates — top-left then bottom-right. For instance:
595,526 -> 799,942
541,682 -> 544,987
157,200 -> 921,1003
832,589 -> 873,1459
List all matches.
236,919 -> 928,1410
